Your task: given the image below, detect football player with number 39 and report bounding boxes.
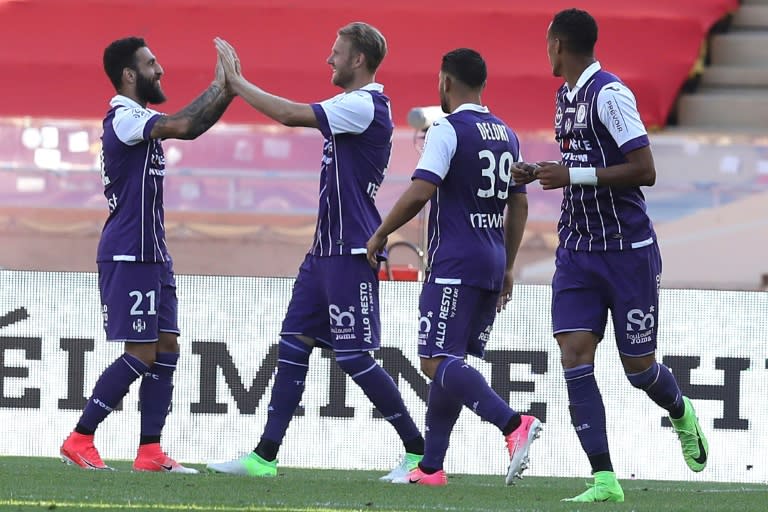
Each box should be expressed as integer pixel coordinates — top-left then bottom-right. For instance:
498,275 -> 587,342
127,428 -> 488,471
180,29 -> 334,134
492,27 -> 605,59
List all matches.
367,48 -> 541,486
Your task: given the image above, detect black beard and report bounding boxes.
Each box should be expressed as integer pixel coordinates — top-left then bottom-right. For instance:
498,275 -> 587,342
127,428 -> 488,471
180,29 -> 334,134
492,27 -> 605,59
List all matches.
136,72 -> 166,105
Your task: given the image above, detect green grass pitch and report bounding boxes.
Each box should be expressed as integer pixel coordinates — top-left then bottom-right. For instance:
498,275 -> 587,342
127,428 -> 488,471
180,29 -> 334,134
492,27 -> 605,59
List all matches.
0,457 -> 765,511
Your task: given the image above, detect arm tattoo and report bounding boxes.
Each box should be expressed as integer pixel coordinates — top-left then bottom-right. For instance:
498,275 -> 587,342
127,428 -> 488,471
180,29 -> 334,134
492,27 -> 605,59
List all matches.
162,83 -> 233,139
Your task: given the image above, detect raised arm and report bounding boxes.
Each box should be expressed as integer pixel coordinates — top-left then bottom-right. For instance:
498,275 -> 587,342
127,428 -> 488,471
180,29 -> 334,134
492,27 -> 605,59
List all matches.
150,83 -> 234,140
148,51 -> 234,140
215,37 -> 318,128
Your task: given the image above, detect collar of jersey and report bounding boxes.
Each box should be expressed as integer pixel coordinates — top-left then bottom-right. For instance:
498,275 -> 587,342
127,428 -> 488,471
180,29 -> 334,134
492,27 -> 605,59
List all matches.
359,82 -> 384,92
565,61 -> 602,102
110,94 -> 143,109
452,103 -> 489,114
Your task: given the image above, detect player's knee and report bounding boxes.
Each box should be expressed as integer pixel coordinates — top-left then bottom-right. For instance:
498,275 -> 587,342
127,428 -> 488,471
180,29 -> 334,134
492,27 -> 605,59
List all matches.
558,343 -> 596,368
293,334 -> 316,348
125,343 -> 156,367
335,352 -> 376,377
157,332 -> 179,353
278,335 -> 312,367
556,332 -> 598,368
559,351 -> 593,369
626,361 -> 659,390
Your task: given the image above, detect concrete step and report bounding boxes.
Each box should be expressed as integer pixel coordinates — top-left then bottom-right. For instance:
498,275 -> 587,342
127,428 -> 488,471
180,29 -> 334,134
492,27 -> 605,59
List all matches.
700,65 -> 768,87
677,89 -> 768,130
710,32 -> 768,65
732,5 -> 768,29
743,0 -> 768,5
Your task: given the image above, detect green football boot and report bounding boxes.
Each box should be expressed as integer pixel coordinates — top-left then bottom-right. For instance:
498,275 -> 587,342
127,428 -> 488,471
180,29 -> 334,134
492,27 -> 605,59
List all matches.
562,471 -> 625,503
670,396 -> 709,472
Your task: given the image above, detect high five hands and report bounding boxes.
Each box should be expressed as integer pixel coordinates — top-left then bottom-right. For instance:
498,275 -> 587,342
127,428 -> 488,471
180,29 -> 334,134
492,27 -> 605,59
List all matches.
214,37 -> 243,89
511,161 -> 570,190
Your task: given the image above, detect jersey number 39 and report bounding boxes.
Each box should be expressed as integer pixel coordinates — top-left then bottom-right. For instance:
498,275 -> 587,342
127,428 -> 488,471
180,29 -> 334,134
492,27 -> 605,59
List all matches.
477,150 -> 514,200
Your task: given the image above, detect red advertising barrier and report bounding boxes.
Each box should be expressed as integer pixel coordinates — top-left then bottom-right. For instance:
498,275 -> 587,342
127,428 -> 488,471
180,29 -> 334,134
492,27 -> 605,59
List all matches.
0,0 -> 737,130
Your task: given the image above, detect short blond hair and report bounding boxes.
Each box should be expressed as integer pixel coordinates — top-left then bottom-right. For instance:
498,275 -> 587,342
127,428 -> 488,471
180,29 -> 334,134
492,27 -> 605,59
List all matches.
337,22 -> 387,73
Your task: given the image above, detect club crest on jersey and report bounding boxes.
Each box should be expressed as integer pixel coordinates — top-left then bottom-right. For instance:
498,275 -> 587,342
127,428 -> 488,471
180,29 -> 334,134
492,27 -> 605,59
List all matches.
564,118 -> 573,133
574,103 -> 589,129
132,318 -> 146,333
554,106 -> 563,128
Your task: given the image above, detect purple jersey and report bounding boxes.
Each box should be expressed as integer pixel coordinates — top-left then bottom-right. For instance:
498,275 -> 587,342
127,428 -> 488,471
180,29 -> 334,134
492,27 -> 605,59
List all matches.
97,95 -> 169,263
554,62 -> 655,252
412,104 -> 525,292
309,83 -> 392,257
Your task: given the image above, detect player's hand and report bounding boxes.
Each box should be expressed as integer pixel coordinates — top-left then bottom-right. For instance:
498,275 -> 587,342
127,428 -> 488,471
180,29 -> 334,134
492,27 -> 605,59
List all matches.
214,37 -> 242,93
366,232 -> 387,269
214,53 -> 226,90
535,161 -> 570,190
496,270 -> 515,312
511,162 -> 540,185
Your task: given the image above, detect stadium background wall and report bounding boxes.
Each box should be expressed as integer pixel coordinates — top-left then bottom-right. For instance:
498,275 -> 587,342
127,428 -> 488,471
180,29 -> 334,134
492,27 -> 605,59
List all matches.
0,0 -> 739,131
0,271 -> 766,483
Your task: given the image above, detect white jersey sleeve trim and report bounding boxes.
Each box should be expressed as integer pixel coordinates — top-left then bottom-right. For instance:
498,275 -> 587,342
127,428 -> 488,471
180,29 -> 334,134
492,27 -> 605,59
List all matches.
318,90 -> 375,135
112,105 -> 157,146
630,237 -> 654,249
414,118 -> 457,180
597,82 -> 647,148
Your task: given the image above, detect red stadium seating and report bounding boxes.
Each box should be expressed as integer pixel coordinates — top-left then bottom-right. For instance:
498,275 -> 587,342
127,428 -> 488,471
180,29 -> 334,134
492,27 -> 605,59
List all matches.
0,0 -> 737,130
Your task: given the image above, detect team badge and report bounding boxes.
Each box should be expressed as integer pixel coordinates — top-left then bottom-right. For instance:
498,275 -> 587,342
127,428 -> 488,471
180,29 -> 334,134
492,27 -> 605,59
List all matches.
575,103 -> 589,129
132,318 -> 147,333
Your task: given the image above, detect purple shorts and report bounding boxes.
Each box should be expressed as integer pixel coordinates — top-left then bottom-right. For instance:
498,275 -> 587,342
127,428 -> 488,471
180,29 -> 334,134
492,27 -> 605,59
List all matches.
551,244 -> 662,357
417,283 -> 498,360
97,261 -> 180,343
281,254 -> 380,352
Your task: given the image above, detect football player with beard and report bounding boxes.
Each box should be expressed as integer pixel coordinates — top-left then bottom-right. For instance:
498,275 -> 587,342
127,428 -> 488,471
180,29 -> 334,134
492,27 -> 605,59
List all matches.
60,36 -> 233,473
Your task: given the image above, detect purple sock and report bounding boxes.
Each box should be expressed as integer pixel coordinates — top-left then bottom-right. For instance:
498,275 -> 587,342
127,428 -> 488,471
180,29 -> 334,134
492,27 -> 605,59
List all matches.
336,353 -> 422,446
261,338 -> 312,445
564,364 -> 611,470
77,353 -> 148,432
139,352 -> 179,440
434,357 -> 515,431
627,362 -> 685,418
421,382 -> 463,470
